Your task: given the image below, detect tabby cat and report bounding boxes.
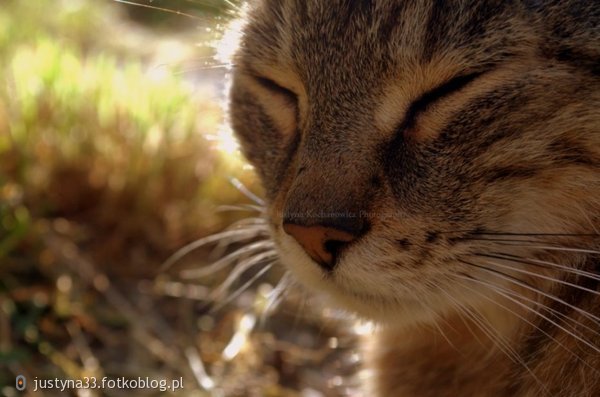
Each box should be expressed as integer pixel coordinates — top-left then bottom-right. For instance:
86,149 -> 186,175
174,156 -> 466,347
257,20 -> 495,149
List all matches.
228,1 -> 600,395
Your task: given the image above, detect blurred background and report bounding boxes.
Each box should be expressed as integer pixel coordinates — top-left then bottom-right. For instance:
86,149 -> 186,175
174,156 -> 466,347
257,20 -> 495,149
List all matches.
0,1 -> 364,396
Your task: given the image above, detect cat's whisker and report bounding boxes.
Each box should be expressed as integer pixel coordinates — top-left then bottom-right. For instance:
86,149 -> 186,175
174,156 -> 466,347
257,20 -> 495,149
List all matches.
440,290 -> 489,350
174,64 -> 233,74
205,218 -> 268,255
224,220 -> 268,233
440,230 -> 599,237
574,203 -> 600,235
458,236 -> 568,245
221,217 -> 268,231
457,271 -> 600,340
229,177 -> 265,206
209,250 -> 278,301
260,272 -> 292,325
223,0 -> 243,13
438,288 -> 512,360
457,273 -> 600,335
431,319 -> 461,353
159,228 -> 265,272
459,275 -> 600,359
180,240 -> 275,279
178,0 -> 232,13
452,297 -> 543,389
503,245 -> 600,255
420,281 -> 461,352
472,256 -> 600,297
216,204 -> 265,214
436,286 -> 522,362
458,259 -> 600,327
421,284 -> 464,353
464,239 -> 600,255
210,261 -> 275,313
475,252 -> 600,283
450,303 -> 546,393
151,58 -> 230,72
111,0 -> 213,22
455,274 -> 600,368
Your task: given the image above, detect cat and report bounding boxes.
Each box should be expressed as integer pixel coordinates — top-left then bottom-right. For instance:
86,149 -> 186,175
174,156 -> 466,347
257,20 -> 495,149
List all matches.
228,1 -> 600,395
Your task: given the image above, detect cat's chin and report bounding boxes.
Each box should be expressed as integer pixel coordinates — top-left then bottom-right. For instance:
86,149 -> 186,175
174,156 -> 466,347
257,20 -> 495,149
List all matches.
276,238 -> 438,326
322,285 -> 440,326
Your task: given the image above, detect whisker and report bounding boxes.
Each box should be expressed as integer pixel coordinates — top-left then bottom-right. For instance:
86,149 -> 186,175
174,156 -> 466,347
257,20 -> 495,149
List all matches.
457,274 -> 600,356
260,272 -> 293,326
436,287 -> 533,369
229,177 -> 265,206
210,262 -> 274,313
111,0 -> 213,21
159,228 -> 264,272
205,220 -> 268,260
465,240 -> 600,255
223,0 -> 243,12
210,250 -> 278,300
173,64 -> 233,74
575,203 -> 600,235
422,281 -> 463,352
501,245 -> 600,255
222,217 -> 268,232
441,230 -> 599,237
459,259 -> 600,327
150,58 -> 232,72
476,252 -> 600,282
179,0 -> 232,13
474,256 -> 600,297
457,237 -> 565,245
431,319 -> 462,353
184,346 -> 215,391
180,240 -> 275,279
457,271 -> 600,340
458,304 -> 540,385
445,298 -> 489,350
216,204 -> 265,214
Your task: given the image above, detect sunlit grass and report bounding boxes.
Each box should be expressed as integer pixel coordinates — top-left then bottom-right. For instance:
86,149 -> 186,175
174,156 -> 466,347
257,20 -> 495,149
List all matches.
0,0 -> 256,391
0,2 -> 356,396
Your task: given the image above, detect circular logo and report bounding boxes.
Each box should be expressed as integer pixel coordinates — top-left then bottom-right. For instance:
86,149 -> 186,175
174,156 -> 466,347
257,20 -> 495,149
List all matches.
16,375 -> 26,391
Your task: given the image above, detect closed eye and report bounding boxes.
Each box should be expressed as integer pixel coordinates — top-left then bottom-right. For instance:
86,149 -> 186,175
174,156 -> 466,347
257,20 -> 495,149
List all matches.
253,75 -> 298,107
249,73 -> 299,137
399,71 -> 485,133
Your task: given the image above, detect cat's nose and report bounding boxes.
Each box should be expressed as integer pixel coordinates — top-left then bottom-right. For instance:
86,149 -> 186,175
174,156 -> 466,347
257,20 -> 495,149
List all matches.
282,220 -> 364,271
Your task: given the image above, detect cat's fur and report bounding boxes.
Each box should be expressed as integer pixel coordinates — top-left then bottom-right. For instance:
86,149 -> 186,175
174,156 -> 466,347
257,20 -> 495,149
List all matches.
229,1 -> 600,395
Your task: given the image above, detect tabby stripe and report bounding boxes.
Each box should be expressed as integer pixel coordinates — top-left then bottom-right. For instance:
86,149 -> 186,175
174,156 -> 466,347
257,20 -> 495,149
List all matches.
547,138 -> 599,167
484,166 -> 540,183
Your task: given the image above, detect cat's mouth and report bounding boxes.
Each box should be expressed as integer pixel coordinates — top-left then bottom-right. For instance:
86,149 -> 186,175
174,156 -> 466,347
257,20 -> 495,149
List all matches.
275,229 -> 443,319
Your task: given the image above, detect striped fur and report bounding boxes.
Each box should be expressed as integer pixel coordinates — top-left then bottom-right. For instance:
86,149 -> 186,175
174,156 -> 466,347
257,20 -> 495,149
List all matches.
230,1 -> 600,395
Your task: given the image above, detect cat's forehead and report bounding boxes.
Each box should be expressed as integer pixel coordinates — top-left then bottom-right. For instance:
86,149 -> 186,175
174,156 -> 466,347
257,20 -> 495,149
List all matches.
240,0 -> 531,85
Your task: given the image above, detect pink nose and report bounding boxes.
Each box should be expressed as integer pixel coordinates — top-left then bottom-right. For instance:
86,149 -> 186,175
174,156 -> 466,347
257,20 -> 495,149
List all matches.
282,223 -> 357,270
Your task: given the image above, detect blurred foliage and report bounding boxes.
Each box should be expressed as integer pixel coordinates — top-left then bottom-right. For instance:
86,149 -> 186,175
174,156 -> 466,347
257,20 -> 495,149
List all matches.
0,0 -> 257,392
0,0 -> 252,271
0,0 -> 107,57
0,1 -> 358,396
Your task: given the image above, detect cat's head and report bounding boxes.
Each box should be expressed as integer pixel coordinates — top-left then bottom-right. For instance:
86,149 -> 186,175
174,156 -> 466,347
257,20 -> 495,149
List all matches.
229,0 -> 599,324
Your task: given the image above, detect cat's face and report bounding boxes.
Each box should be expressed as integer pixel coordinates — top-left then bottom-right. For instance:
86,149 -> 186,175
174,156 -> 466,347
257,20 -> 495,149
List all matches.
229,0 -> 599,323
